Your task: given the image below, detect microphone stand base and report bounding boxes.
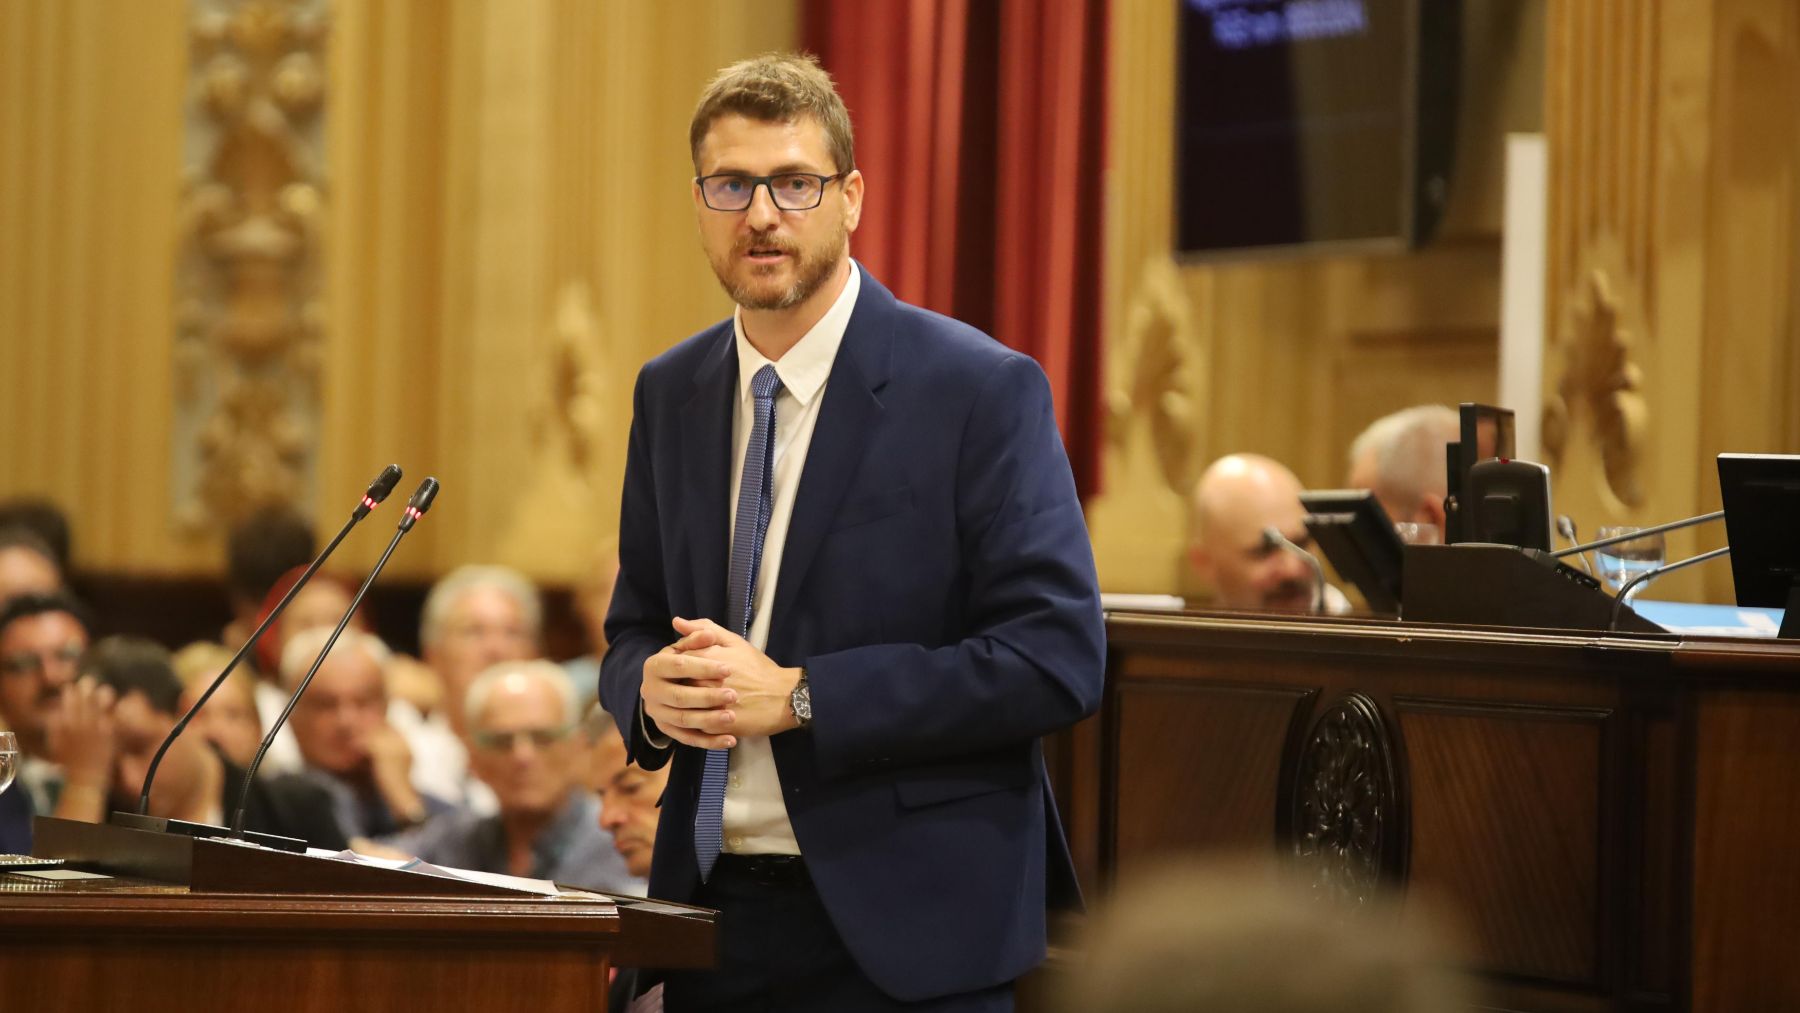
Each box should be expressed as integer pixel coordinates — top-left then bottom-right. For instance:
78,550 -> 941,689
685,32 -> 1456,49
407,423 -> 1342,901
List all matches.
108,811 -> 308,855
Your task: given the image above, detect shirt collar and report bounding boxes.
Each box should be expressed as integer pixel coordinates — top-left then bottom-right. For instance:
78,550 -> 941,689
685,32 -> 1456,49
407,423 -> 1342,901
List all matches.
733,260 -> 861,408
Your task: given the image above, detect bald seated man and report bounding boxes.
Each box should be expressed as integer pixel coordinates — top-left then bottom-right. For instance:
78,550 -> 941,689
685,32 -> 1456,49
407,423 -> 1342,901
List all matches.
1188,454 -> 1345,614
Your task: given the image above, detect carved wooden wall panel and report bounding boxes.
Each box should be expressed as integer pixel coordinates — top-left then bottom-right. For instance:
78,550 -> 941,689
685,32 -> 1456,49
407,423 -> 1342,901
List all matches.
1109,678 -> 1314,867
1396,698 -> 1607,987
174,0 -> 327,529
1545,0 -> 1800,602
1088,0 -> 1541,597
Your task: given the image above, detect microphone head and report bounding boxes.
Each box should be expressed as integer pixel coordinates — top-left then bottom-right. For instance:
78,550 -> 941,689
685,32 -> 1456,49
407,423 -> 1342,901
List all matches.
408,477 -> 440,514
398,477 -> 439,531
368,464 -> 404,504
1261,526 -> 1283,552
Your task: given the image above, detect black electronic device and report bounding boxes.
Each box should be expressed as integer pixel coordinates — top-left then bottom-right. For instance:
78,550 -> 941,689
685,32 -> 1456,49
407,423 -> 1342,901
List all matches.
1301,489 -> 1404,613
1443,402 -> 1518,544
1717,453 -> 1800,637
1174,0 -> 1461,256
1463,458 -> 1553,551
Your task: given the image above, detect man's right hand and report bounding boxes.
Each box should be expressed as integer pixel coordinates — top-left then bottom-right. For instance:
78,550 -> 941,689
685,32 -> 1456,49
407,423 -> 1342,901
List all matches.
47,677 -> 118,824
640,639 -> 740,750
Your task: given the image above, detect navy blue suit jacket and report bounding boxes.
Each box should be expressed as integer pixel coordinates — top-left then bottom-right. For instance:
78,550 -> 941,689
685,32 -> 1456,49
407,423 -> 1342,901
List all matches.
600,267 -> 1105,1001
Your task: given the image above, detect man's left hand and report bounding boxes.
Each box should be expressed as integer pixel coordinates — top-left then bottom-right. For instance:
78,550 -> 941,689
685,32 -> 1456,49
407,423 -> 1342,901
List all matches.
671,617 -> 802,737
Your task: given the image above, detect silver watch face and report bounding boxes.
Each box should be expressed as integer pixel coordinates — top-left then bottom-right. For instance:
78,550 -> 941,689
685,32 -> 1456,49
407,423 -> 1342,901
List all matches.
791,682 -> 812,724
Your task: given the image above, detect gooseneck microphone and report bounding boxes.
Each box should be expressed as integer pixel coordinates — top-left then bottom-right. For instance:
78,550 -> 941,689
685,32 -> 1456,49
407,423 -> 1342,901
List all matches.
133,464 -> 403,817
1262,526 -> 1328,614
1608,545 -> 1733,632
230,477 -> 440,837
1551,510 -> 1724,560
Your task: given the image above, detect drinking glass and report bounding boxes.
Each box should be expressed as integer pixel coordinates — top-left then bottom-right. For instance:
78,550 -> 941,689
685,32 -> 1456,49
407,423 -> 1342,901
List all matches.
1594,526 -> 1665,599
0,730 -> 17,796
1394,522 -> 1441,545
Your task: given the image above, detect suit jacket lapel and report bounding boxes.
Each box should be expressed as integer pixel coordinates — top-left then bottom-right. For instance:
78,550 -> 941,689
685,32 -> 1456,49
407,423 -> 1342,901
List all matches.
767,268 -> 896,656
679,326 -> 737,627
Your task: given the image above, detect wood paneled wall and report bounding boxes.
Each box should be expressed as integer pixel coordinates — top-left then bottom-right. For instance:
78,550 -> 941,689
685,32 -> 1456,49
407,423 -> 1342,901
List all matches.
1087,0 -> 1545,597
1543,0 -> 1800,602
0,1 -> 793,582
0,1 -> 191,573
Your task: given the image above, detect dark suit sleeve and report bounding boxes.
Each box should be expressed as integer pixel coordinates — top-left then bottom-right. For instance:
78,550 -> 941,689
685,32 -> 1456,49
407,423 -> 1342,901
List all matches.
600,367 -> 677,770
805,353 -> 1105,777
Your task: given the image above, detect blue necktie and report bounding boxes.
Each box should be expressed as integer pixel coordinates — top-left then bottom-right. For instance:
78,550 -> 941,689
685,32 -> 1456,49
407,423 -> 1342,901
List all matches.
695,363 -> 782,880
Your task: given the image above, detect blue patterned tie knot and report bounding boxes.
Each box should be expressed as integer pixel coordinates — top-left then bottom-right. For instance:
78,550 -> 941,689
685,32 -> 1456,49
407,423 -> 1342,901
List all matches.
696,362 -> 783,880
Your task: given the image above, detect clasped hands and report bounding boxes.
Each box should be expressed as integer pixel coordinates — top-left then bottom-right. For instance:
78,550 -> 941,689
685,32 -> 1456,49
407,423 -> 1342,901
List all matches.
641,616 -> 803,749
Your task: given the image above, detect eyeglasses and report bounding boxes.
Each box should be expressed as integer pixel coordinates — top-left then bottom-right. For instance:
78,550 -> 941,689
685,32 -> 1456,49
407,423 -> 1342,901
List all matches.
0,642 -> 84,677
697,172 -> 847,212
471,724 -> 576,752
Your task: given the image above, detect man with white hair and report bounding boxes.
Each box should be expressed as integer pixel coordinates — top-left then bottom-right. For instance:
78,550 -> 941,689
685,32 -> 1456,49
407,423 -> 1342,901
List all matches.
385,660 -> 641,894
1346,404 -> 1459,533
396,564 -> 544,808
283,627 -> 448,840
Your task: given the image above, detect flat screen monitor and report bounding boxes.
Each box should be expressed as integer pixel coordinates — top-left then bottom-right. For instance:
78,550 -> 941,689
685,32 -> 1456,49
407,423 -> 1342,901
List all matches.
1301,489 -> 1403,613
1173,0 -> 1461,256
1717,454 -> 1800,617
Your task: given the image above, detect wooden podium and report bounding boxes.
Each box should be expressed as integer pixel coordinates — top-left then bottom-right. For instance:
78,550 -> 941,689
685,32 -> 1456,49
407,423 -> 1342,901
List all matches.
1051,609 -> 1800,1013
0,817 -> 715,1012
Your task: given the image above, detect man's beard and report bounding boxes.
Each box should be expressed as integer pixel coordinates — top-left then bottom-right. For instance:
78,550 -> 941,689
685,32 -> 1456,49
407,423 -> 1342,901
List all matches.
709,219 -> 849,311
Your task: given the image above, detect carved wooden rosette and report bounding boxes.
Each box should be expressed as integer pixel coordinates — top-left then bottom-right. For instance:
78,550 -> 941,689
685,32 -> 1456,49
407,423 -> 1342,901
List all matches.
1288,692 -> 1407,908
174,0 -> 327,528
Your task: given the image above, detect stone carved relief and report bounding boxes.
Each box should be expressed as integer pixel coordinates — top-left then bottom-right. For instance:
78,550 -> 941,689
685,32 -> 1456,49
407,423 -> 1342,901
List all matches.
1289,692 -> 1406,908
1107,257 -> 1206,498
174,0 -> 327,529
1542,238 -> 1651,510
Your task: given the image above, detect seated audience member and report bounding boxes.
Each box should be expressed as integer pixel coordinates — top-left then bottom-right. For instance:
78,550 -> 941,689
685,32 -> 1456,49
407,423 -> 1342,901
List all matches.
1188,454 -> 1347,614
593,711 -> 671,883
387,661 -> 640,894
399,565 -> 543,809
0,592 -> 103,821
172,641 -> 263,767
221,505 -> 316,660
71,636 -> 349,851
248,566 -> 366,775
562,547 -> 619,706
1347,404 -> 1459,535
385,651 -> 444,726
283,627 -> 447,840
1063,856 -> 1473,1013
0,497 -> 73,577
0,527 -> 63,608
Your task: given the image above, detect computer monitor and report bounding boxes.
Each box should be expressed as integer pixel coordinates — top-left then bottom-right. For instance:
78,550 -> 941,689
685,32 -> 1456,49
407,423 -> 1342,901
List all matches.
1717,454 -> 1800,636
1444,402 -> 1518,544
1301,489 -> 1404,613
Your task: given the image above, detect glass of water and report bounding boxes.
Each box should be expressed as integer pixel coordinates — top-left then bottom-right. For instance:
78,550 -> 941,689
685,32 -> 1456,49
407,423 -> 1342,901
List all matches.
0,730 -> 17,796
1594,526 -> 1665,599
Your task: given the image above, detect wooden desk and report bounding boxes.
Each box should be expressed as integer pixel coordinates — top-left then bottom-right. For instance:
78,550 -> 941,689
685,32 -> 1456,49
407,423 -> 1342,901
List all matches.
1058,610 -> 1800,1012
0,820 -> 715,1012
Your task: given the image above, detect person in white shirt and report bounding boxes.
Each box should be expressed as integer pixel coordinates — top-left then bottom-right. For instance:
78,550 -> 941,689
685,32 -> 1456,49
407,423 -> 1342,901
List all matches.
397,565 -> 542,811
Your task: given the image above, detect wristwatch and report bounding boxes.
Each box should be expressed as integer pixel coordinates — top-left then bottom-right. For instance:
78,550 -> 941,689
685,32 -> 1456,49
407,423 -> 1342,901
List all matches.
789,668 -> 812,728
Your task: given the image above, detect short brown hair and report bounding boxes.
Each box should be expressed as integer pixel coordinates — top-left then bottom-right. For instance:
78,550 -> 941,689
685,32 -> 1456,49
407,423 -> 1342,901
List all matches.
689,52 -> 855,175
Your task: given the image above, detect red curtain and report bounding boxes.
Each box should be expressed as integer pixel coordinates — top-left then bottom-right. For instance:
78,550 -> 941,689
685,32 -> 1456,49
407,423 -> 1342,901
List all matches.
804,0 -> 1108,500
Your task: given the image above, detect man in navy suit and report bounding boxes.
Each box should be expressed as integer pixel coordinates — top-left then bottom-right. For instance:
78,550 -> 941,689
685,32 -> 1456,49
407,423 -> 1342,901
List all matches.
600,53 -> 1104,1012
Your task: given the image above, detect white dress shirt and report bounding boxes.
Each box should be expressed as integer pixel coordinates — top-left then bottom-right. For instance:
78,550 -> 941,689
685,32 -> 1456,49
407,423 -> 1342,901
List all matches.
720,264 -> 860,855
